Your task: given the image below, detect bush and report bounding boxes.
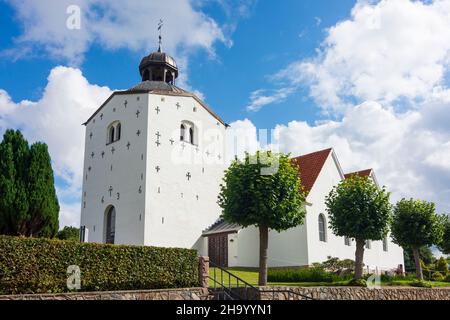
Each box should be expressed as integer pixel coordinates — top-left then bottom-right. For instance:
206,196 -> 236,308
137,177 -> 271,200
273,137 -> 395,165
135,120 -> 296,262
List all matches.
435,257 -> 449,275
431,272 -> 445,282
0,235 -> 198,295
445,274 -> 450,283
410,280 -> 432,288
347,278 -> 367,287
267,267 -> 335,283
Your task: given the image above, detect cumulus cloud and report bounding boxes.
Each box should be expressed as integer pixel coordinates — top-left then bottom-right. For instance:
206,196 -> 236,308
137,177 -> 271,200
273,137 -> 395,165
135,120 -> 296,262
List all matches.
230,100 -> 450,213
278,0 -> 450,111
236,0 -> 450,213
5,0 -> 227,65
246,87 -> 295,112
0,66 -> 112,228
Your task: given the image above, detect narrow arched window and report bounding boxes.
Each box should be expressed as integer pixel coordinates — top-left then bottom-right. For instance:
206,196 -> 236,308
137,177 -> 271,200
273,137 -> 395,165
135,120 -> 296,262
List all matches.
105,206 -> 116,244
383,237 -> 388,252
109,126 -> 115,144
365,240 -> 371,249
116,123 -> 121,141
189,127 -> 194,144
318,214 -> 327,242
180,124 -> 185,141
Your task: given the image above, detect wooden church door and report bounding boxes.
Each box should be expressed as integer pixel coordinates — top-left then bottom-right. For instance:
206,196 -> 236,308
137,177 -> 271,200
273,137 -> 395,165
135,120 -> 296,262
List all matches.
208,234 -> 228,267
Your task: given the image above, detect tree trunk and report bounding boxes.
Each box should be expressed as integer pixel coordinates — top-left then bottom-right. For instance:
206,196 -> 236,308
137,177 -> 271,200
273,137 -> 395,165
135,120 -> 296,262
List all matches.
412,246 -> 423,281
258,225 -> 269,286
354,239 -> 366,280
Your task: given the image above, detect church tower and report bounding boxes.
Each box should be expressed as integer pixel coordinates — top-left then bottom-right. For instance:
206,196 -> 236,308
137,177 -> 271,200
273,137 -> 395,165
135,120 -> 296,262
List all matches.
80,44 -> 227,254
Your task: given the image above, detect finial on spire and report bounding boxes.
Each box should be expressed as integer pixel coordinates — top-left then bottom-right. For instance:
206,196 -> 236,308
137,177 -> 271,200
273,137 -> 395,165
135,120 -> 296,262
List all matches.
157,19 -> 163,52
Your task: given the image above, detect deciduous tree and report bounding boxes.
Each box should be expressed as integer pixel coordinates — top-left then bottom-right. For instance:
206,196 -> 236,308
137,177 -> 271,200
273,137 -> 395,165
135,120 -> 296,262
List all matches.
218,151 -> 306,285
325,175 -> 392,280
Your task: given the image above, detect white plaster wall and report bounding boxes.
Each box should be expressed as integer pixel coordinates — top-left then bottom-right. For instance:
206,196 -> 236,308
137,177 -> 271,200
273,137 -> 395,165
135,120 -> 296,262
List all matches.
232,226 -> 260,267
305,153 -> 404,272
144,94 -> 226,250
80,93 -> 148,245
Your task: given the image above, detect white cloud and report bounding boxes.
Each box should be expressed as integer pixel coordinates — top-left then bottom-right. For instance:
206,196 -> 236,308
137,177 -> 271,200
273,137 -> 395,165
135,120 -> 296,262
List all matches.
276,0 -> 450,111
5,0 -> 227,65
245,87 -> 295,112
0,66 -> 112,228
231,101 -> 450,213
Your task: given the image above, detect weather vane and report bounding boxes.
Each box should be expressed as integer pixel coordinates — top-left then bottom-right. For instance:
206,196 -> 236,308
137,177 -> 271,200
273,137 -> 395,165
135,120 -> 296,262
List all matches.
157,19 -> 164,52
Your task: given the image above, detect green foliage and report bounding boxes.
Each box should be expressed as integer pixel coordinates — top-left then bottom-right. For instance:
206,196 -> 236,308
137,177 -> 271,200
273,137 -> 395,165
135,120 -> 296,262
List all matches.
432,272 -> 445,282
435,257 -> 449,275
438,214 -> 450,255
57,226 -> 80,241
0,130 -> 59,237
403,246 -> 434,271
445,274 -> 450,283
347,278 -> 367,287
218,151 -> 306,231
0,235 -> 198,295
316,256 -> 356,272
325,175 -> 392,241
410,280 -> 433,288
267,267 -> 336,283
391,199 -> 443,249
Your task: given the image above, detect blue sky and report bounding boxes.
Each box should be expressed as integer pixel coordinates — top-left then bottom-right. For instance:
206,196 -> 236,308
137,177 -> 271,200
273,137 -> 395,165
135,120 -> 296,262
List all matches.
1,0 -> 450,228
0,0 -> 356,128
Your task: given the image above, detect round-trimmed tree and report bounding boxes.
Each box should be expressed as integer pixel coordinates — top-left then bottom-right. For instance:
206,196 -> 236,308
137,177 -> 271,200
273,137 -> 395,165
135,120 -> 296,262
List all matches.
391,199 -> 443,280
438,214 -> 450,255
218,151 -> 306,286
325,175 -> 392,280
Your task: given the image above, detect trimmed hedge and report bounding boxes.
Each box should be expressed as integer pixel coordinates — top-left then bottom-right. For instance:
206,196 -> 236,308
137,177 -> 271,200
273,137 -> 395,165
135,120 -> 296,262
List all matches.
0,236 -> 198,295
267,267 -> 336,283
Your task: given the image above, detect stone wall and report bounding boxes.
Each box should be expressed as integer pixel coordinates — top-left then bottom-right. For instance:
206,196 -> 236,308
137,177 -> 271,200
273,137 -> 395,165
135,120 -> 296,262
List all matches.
0,288 -> 210,300
257,286 -> 450,300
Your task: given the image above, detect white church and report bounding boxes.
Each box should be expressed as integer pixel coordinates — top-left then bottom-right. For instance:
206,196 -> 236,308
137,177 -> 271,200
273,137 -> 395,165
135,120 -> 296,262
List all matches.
80,45 -> 404,273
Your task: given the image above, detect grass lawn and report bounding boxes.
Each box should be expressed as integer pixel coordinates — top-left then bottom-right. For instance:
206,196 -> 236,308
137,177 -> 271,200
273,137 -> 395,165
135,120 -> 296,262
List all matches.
209,267 -> 450,288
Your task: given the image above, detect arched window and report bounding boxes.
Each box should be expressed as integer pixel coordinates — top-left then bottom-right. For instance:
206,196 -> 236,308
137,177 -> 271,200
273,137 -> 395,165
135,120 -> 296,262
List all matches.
344,236 -> 351,246
143,69 -> 150,81
365,240 -> 371,249
189,127 -> 194,144
180,124 -> 186,141
116,123 -> 121,141
107,121 -> 121,144
105,206 -> 116,244
109,126 -> 115,144
383,237 -> 388,252
318,214 -> 327,242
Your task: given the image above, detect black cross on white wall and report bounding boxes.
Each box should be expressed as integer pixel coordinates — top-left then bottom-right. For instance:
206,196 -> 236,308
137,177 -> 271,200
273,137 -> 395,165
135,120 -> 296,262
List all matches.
186,172 -> 192,181
155,106 -> 160,114
108,186 -> 113,196
136,110 -> 140,118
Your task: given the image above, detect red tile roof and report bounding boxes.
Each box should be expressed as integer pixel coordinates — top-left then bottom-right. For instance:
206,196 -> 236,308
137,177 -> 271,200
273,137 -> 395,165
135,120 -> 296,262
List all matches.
344,169 -> 373,179
291,148 -> 333,195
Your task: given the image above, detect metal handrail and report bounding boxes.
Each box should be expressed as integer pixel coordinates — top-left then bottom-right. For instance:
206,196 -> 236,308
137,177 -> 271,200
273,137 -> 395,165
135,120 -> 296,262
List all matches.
208,261 -> 260,300
208,261 -> 315,300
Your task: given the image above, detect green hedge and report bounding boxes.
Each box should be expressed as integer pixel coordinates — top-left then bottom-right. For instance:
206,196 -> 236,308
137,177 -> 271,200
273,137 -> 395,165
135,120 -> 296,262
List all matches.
0,236 -> 199,295
267,267 -> 337,283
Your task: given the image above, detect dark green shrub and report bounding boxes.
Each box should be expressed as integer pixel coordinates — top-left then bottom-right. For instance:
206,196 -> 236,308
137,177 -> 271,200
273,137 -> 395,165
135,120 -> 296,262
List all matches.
410,280 -> 432,288
267,267 -> 334,283
347,278 -> 367,287
431,272 -> 445,282
445,274 -> 450,283
0,235 -> 198,295
435,257 -> 448,275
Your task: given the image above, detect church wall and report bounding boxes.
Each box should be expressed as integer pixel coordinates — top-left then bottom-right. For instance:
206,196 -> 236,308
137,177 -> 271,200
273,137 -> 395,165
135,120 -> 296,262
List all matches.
305,153 -> 404,272
80,93 -> 148,245
144,94 -> 226,250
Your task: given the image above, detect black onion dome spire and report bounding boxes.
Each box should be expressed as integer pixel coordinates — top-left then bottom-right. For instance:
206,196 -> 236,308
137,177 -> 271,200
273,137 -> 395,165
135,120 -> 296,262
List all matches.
139,20 -> 178,85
